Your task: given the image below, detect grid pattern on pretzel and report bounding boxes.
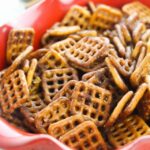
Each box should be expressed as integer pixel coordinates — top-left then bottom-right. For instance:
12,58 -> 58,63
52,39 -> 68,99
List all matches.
53,80 -> 78,100
35,97 -> 72,133
51,38 -> 76,55
20,95 -> 46,123
71,82 -> 112,126
60,121 -> 107,150
38,49 -> 68,71
107,115 -> 149,147
7,29 -> 34,63
90,5 -> 122,30
42,68 -> 78,103
0,70 -> 29,113
62,5 -> 91,29
48,115 -> 85,139
66,37 -> 106,67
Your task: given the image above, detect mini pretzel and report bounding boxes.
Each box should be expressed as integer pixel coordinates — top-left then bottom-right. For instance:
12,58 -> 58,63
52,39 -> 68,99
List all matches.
0,70 -> 29,113
53,80 -> 78,100
71,81 -> 112,126
60,121 -> 107,150
6,28 -> 34,64
61,5 -> 91,29
106,115 -> 150,148
105,91 -> 133,127
105,57 -> 128,92
90,4 -> 122,31
130,54 -> 150,87
35,97 -> 72,133
121,83 -> 148,118
3,46 -> 33,78
141,29 -> 150,43
42,68 -> 78,104
50,38 -> 76,56
38,49 -> 69,71
109,55 -> 135,77
87,1 -> 96,13
0,69 -> 6,82
65,36 -> 109,72
48,114 -> 85,139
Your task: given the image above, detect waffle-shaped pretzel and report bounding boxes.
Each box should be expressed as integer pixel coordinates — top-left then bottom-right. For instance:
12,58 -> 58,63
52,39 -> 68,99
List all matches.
69,30 -> 97,42
20,94 -> 46,125
53,80 -> 78,100
109,55 -> 135,77
48,114 -> 85,139
90,5 -> 122,31
35,97 -> 72,133
122,83 -> 148,118
71,81 -> 112,126
105,91 -> 133,127
42,68 -> 78,104
122,1 -> 150,25
106,115 -> 150,148
60,121 -> 107,150
0,70 -> 29,113
6,28 -> 34,64
50,38 -> 76,56
38,49 -> 69,71
130,54 -> 150,87
105,57 -> 128,92
61,5 -> 91,29
4,46 -> 33,78
65,37 -> 108,71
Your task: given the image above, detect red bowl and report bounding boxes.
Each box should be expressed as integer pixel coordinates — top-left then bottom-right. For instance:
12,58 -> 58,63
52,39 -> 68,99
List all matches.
0,0 -> 150,149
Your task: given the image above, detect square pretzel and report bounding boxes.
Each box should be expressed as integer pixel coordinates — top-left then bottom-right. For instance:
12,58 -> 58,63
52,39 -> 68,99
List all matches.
35,97 -> 72,133
6,28 -> 35,64
42,68 -> 78,104
71,81 -> 112,126
60,121 -> 107,150
0,70 -> 29,113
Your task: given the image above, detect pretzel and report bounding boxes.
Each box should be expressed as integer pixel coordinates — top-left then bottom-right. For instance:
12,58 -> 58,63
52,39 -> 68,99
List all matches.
53,80 -> 78,100
50,38 -> 76,56
105,57 -> 128,92
65,36 -> 109,72
87,1 -> 96,13
35,97 -> 72,133
0,69 -> 6,82
106,115 -> 150,148
38,49 -> 69,71
3,46 -> 33,78
20,94 -> 46,125
61,5 -> 91,29
48,114 -> 85,139
68,30 -> 97,41
6,28 -> 34,64
141,29 -> 150,43
105,91 -> 133,127
42,68 -> 78,104
90,5 -> 122,31
122,1 -> 150,25
60,121 -> 107,150
109,55 -> 135,77
0,70 -> 29,113
130,54 -> 150,87
71,81 -> 112,126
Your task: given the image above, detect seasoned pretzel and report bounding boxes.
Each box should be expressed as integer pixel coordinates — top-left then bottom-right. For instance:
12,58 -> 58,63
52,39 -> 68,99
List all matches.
90,4 -> 122,31
38,49 -> 69,71
35,97 -> 72,133
61,5 -> 91,29
0,70 -> 29,113
106,115 -> 150,148
71,81 -> 112,126
48,114 -> 85,139
105,57 -> 128,92
42,68 -> 78,104
60,121 -> 107,150
105,91 -> 133,127
6,28 -> 34,64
